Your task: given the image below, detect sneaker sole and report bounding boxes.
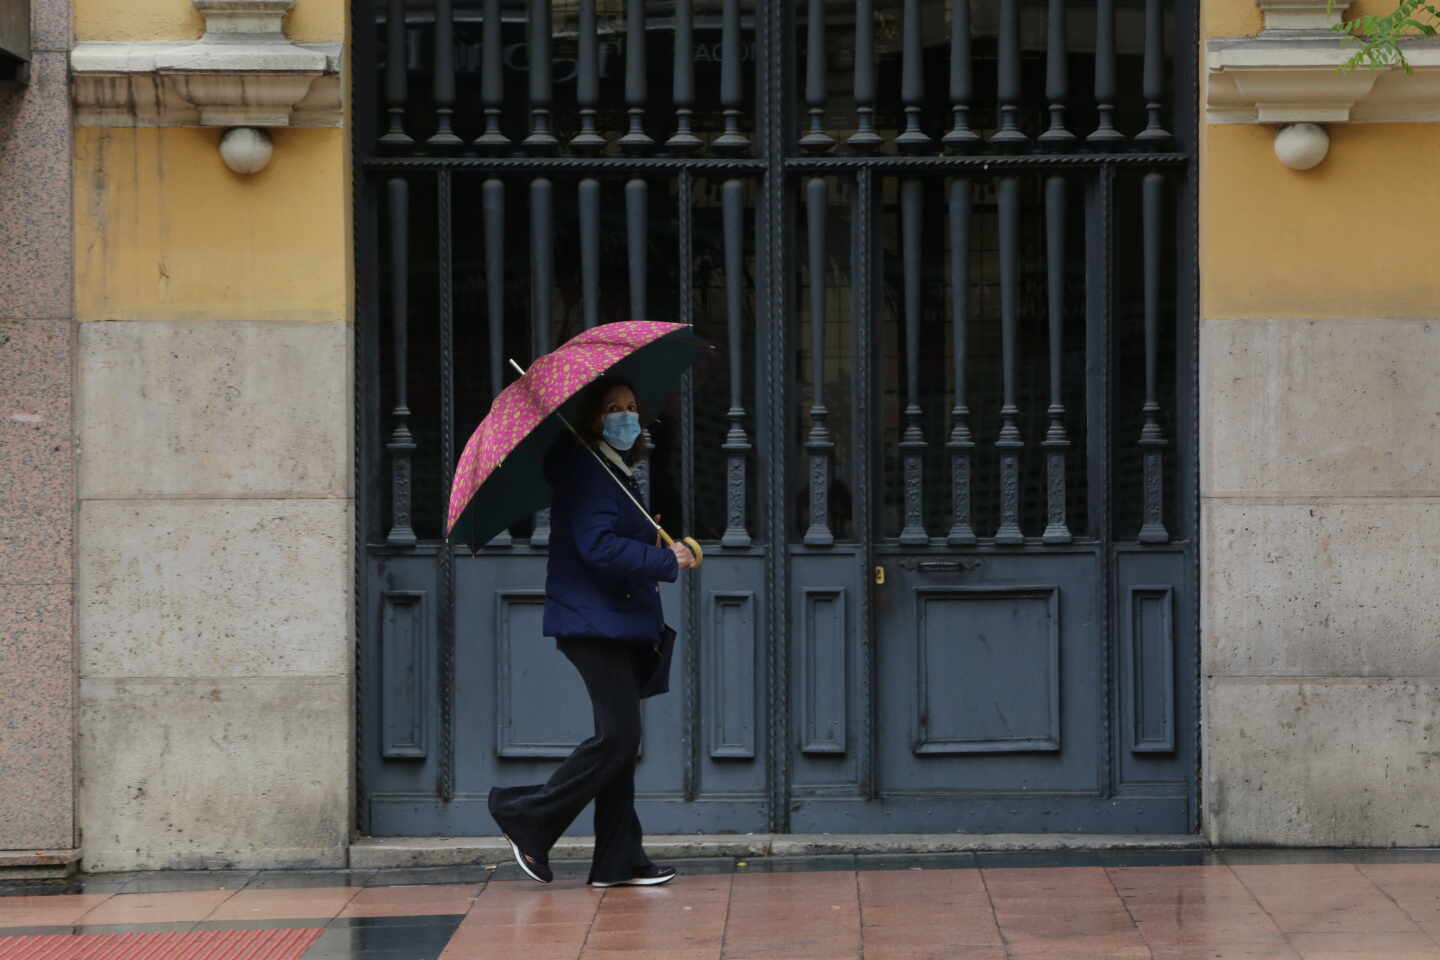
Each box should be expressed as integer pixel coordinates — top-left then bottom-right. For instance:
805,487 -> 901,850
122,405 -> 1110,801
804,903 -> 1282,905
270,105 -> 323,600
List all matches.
589,872 -> 677,888
503,834 -> 549,884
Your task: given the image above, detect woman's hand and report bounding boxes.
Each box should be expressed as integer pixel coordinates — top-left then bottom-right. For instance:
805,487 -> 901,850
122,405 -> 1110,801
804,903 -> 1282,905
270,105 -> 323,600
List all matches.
670,541 -> 696,569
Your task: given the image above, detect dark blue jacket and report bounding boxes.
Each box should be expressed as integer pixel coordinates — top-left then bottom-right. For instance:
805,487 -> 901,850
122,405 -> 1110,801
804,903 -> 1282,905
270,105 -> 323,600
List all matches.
542,437 -> 678,640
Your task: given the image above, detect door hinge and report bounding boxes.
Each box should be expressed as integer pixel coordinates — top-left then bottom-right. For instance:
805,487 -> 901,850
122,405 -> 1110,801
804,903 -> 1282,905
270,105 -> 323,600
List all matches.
873,564 -> 886,585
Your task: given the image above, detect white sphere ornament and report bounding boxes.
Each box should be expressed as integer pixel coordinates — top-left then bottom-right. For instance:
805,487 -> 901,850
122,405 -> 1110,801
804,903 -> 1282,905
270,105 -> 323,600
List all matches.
1273,123 -> 1329,171
219,127 -> 275,175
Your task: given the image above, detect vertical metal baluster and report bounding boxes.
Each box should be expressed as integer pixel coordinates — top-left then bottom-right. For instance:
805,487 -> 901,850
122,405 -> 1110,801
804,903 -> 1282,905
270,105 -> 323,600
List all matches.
1138,172 -> 1169,543
381,0 -> 413,145
715,0 -> 749,149
678,169 -> 698,801
428,0 -> 462,146
898,179 -> 928,545
627,178 -> 653,498
483,179 -> 512,547
1038,0 -> 1074,145
525,0 -> 559,149
1089,0 -> 1122,144
896,0 -> 929,150
620,0 -> 654,149
848,0 -> 881,150
994,176 -> 1023,544
573,0 -> 605,150
992,0 -> 1025,145
476,0 -> 510,147
386,178 -> 417,544
942,0 -> 978,149
947,178 -> 976,545
436,170 -> 456,801
1136,0 -> 1171,143
531,177 -> 555,545
669,0 -> 701,149
1042,174 -> 1072,544
804,177 -> 834,547
580,179 -> 601,328
800,0 -> 833,150
721,178 -> 752,547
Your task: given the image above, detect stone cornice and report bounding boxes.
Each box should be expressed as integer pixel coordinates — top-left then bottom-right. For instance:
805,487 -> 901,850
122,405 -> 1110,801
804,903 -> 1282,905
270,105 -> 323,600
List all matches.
1207,1 -> 1440,126
70,0 -> 343,129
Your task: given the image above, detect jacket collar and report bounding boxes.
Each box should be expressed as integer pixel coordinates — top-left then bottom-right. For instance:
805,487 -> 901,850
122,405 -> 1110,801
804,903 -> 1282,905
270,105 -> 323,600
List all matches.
595,439 -> 634,478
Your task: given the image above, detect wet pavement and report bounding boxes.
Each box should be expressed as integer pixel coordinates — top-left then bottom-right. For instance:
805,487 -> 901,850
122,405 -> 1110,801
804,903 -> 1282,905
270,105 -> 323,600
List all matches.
3,849 -> 1440,958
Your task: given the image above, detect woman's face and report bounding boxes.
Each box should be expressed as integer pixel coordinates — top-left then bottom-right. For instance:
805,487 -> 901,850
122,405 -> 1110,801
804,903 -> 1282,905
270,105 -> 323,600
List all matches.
593,384 -> 638,435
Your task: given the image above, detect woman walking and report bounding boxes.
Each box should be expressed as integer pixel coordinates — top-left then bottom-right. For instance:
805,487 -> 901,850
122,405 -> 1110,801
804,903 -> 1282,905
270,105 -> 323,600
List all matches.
489,376 -> 696,887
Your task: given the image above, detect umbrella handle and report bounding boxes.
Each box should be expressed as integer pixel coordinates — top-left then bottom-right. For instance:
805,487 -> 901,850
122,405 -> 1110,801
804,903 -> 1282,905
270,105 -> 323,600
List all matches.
657,530 -> 704,569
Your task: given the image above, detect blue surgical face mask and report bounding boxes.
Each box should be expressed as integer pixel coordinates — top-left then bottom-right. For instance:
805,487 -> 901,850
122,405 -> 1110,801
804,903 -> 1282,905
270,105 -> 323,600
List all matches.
602,411 -> 642,451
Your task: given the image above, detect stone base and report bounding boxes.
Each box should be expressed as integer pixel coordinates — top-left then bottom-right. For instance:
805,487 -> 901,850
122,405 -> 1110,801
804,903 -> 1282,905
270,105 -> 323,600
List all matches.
0,849 -> 81,881
350,834 -> 1209,869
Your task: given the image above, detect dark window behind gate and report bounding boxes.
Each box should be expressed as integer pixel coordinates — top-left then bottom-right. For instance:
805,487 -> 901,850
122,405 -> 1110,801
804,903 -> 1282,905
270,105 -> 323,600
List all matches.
354,0 -> 1198,836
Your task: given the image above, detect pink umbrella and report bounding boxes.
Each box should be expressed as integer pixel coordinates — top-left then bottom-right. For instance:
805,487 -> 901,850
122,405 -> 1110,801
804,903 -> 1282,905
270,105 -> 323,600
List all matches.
446,321 -> 708,549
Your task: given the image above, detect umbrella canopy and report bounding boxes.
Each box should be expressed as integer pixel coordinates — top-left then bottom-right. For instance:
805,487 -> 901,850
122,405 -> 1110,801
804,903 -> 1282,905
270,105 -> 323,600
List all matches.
446,320 -> 707,540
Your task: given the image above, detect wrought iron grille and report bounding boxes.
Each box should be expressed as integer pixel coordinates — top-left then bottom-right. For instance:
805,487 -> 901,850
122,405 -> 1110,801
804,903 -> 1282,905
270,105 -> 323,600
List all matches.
353,0 -> 1197,831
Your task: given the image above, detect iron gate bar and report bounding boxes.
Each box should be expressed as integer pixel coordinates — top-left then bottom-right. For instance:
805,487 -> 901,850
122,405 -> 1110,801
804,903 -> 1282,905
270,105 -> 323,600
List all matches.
381,0 -> 410,145
1092,163 -> 1114,798
898,178 -> 927,546
853,166 -> 875,801
848,0 -> 879,150
622,0 -> 653,149
946,177 -> 976,546
482,177 -> 512,547
1041,0 -> 1074,145
478,0 -> 508,148
579,179 -> 601,328
429,0 -> 460,147
898,0 -> 926,150
677,168 -> 699,802
994,0 -> 1023,145
716,0 -> 748,149
943,0 -> 977,149
1139,0 -> 1172,143
669,0 -> 700,150
1139,170 -> 1169,544
628,178 -> 654,499
385,177 -> 417,546
800,0 -> 830,150
1042,172 -> 1072,545
803,176 -> 834,548
364,159 -> 768,171
1090,0 -> 1122,144
527,0 -> 557,148
720,177 -> 752,549
784,155 -> 1192,171
575,0 -> 602,149
994,175 -> 1022,544
437,169 -> 457,800
529,177 -> 554,546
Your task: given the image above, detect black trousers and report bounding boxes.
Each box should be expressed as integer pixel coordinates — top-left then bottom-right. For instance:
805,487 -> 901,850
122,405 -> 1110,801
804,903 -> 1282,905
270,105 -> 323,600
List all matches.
488,637 -> 654,883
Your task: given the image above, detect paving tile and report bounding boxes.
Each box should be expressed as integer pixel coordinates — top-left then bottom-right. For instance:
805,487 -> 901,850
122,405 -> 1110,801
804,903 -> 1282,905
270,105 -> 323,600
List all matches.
863,949 -> 1006,960
580,950 -> 721,960
859,924 -> 1003,949
1222,850 -> 1353,866
854,853 -> 980,872
1149,946 -> 1301,959
364,865 -> 494,887
205,886 -> 360,922
0,894 -> 113,926
338,883 -> 484,918
79,891 -> 236,925
245,871 -> 371,889
733,856 -> 857,873
120,871 -> 258,894
584,928 -> 725,951
1344,850 -> 1440,865
1289,932 -> 1440,958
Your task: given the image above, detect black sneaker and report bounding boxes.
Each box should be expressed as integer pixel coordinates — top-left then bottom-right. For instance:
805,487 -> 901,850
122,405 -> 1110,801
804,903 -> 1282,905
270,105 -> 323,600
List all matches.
502,833 -> 553,884
589,865 -> 678,888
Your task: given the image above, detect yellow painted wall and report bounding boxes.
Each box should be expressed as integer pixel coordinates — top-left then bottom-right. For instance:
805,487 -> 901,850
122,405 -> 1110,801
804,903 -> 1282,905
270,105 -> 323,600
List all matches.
76,0 -> 344,43
75,127 -> 350,324
1201,0 -> 1440,320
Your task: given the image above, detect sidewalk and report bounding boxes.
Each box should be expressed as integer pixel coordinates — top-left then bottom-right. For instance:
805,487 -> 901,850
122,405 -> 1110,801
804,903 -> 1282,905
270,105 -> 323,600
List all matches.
3,849 -> 1439,958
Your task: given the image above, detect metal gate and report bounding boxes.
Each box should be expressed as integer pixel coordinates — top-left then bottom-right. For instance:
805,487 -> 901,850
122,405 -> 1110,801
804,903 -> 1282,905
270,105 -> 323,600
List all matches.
354,0 -> 1198,836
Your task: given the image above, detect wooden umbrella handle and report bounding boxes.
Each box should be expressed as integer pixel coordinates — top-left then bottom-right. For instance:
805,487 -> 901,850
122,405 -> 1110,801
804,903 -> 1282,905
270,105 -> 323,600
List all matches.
657,529 -> 704,568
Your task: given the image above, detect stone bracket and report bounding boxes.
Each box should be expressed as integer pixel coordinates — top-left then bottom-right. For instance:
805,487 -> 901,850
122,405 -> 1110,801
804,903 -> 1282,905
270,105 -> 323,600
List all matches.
70,1 -> 343,129
1208,1 -> 1440,125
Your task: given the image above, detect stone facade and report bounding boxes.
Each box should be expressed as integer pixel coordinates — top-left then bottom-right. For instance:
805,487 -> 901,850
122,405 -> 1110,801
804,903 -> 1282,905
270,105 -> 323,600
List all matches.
0,0 -> 77,869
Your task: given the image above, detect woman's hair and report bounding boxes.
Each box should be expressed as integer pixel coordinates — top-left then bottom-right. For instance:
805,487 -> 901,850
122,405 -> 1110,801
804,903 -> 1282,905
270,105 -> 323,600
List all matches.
576,375 -> 649,461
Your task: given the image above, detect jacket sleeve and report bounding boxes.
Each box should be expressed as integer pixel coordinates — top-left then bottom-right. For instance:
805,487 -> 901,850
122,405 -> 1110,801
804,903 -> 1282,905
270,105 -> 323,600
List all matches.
571,488 -> 681,583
